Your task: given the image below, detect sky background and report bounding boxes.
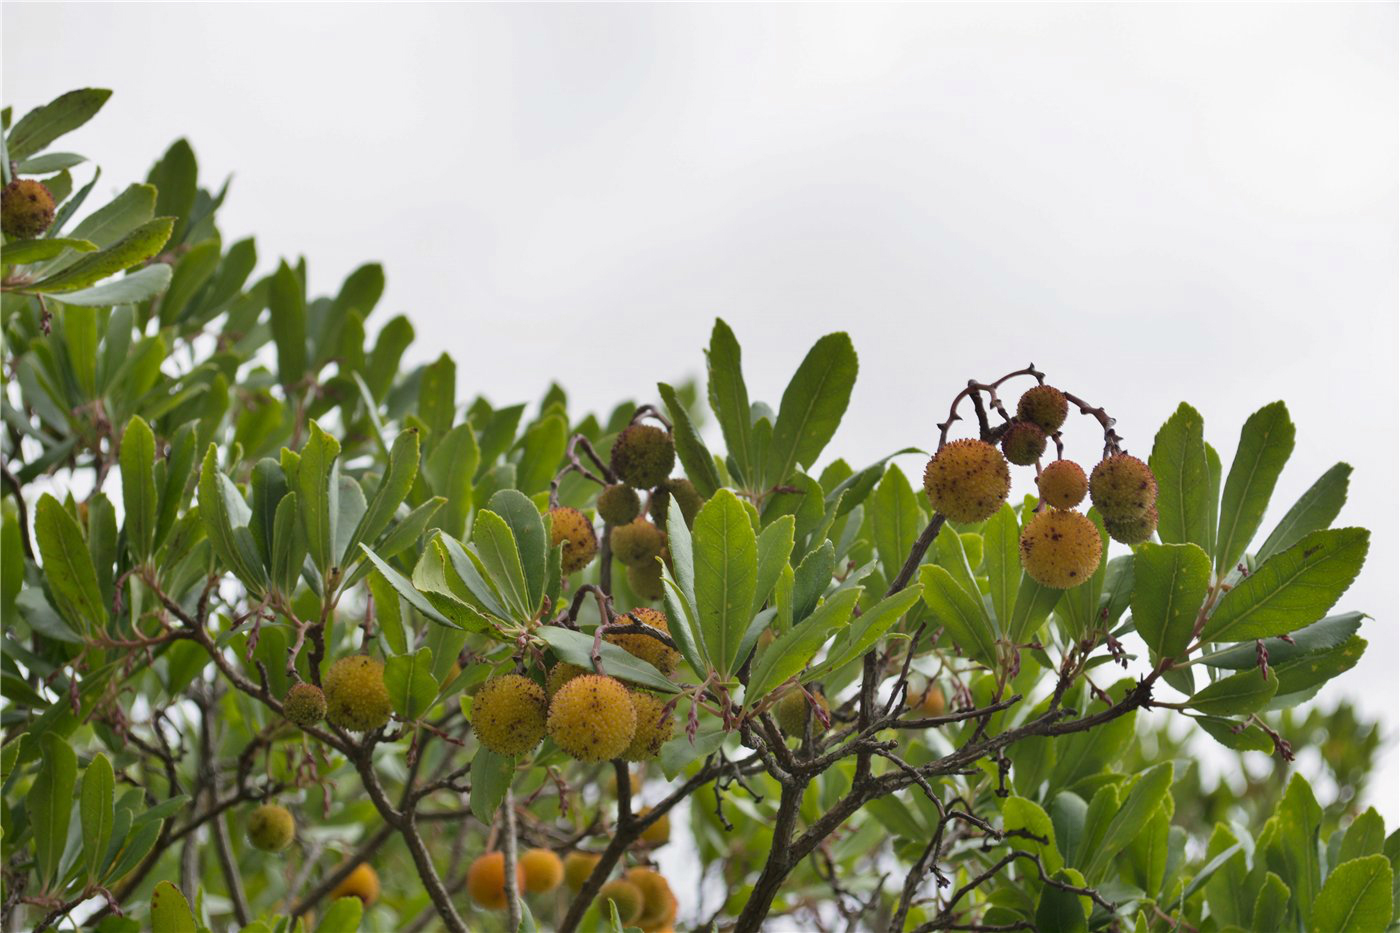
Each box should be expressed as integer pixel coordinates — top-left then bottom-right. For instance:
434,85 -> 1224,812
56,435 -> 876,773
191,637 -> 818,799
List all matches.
5,0 -> 1397,840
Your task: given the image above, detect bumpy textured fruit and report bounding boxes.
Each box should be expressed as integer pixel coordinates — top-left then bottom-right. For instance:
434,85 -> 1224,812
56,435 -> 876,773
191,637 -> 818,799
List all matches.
283,682 -> 326,727
623,691 -> 675,760
549,507 -> 599,574
1001,420 -> 1047,466
324,656 -> 392,732
1089,454 -> 1157,522
610,519 -> 666,567
599,879 -> 645,925
247,803 -> 295,852
1019,509 -> 1103,589
627,868 -> 678,931
1037,460 -> 1088,509
1,179 -> 55,239
472,674 -> 548,756
329,863 -> 380,905
519,848 -> 564,893
563,851 -> 602,890
627,559 -> 666,601
597,483 -> 642,525
607,607 -> 680,674
774,688 -> 828,736
1017,385 -> 1069,433
638,807 -> 670,846
611,424 -> 675,488
547,661 -> 588,698
547,674 -> 637,762
649,478 -> 703,528
923,439 -> 1011,523
467,852 -> 525,910
908,683 -> 946,717
1105,505 -> 1158,546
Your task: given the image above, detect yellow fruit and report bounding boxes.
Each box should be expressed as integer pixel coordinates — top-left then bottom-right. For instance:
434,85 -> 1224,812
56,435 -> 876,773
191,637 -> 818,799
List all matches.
923,439 -> 1011,523
610,519 -> 665,568
549,507 -> 599,574
908,683 -> 947,717
627,559 -> 666,601
471,674 -> 548,756
563,851 -> 602,890
1105,505 -> 1158,546
547,661 -> 589,698
1,179 -> 55,239
519,848 -> 564,894
627,868 -> 677,930
773,688 -> 828,736
638,807 -> 670,846
247,803 -> 295,852
1037,460 -> 1088,510
1016,385 -> 1069,433
1019,508 -> 1102,589
1089,454 -> 1158,522
547,674 -> 637,762
623,691 -> 675,761
467,852 -> 524,910
607,607 -> 680,674
283,682 -> 327,727
329,863 -> 380,905
324,656 -> 392,732
611,424 -> 675,489
1001,421 -> 1047,466
649,478 -> 704,528
598,879 -> 645,925
597,483 -> 642,526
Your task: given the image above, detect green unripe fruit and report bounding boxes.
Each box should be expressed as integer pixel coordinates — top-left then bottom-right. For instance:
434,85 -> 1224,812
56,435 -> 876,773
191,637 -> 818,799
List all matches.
774,688 -> 828,736
324,656 -> 393,732
1019,508 -> 1102,589
627,559 -> 666,601
471,674 -> 548,756
1105,504 -> 1158,545
1001,420 -> 1048,466
611,424 -> 675,488
623,690 -> 675,760
1089,454 -> 1157,522
607,607 -> 680,674
597,483 -> 642,525
648,477 -> 703,529
1016,385 -> 1069,433
610,519 -> 665,567
1,179 -> 56,239
283,682 -> 326,727
1037,459 -> 1088,509
549,506 -> 598,574
247,803 -> 295,852
598,879 -> 645,925
547,674 -> 637,762
923,439 -> 1011,523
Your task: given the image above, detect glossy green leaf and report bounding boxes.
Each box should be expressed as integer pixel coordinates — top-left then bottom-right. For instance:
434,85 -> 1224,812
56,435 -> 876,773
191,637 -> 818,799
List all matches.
692,489 -> 758,676
359,544 -> 457,629
28,733 -> 78,888
31,217 -> 173,292
52,264 -> 171,306
706,319 -> 755,486
746,586 -> 860,700
767,331 -> 858,485
871,464 -> 920,587
807,584 -> 922,683
920,564 -> 997,667
1083,763 -> 1173,882
1309,855 -> 1393,933
659,381 -> 722,498
533,625 -> 679,694
1252,872 -> 1291,932
1151,402 -> 1212,550
1007,571 -> 1061,646
385,647 -> 437,721
34,493 -> 107,634
316,897 -> 364,933
1257,462 -> 1351,565
297,422 -> 340,575
7,88 -> 111,160
1188,669 -> 1278,716
1216,402 -> 1295,573
149,880 -> 197,933
424,423 -> 478,538
487,489 -> 547,615
1131,542 -> 1211,660
752,515 -> 795,619
81,752 -> 115,881
269,260 -> 307,386
119,416 -> 157,561
472,509 -> 530,619
1,237 -> 96,265
515,414 -> 567,496
1037,869 -> 1089,933
982,504 -> 1019,629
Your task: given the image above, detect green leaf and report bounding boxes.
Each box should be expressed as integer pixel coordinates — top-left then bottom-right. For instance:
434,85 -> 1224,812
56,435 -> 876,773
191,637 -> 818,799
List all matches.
1,237 -> 96,265
120,416 -> 157,561
767,332 -> 858,485
1131,542 -> 1211,661
385,647 -> 438,721
424,423 -> 478,538
346,428 -> 420,564
1340,809 -> 1387,863
417,353 -> 456,438
1083,763 -> 1173,882
269,260 -> 307,386
316,897 -> 364,933
81,753 -> 115,881
14,151 -> 85,173
470,747 -> 515,824
489,489 -> 547,614
28,733 -> 77,888
982,504 -> 1020,629
1193,714 -> 1274,753
1252,872 -> 1291,932
1269,774 -> 1324,923
159,237 -> 221,326
1037,869 -> 1089,933
1270,635 -> 1366,697
746,586 -> 861,700
1151,403 -> 1212,550
533,626 -> 679,694
6,88 -> 111,160
1201,528 -> 1369,643
659,381 -> 722,498
920,564 -> 997,667
659,727 -> 725,780
1003,796 -> 1063,873
30,217 -> 174,292
515,413 -> 567,496
752,515 -> 795,619
473,509 -> 530,619
1215,402 -> 1295,573
297,422 -> 340,575
149,880 -> 197,933
1204,612 -> 1365,669
197,445 -> 266,591
706,319 -> 755,486
1007,572 -> 1061,646
51,264 -> 172,306
34,493 -> 107,634
691,489 -> 759,676
807,585 -> 923,683
1310,855 -> 1393,933
368,570 -> 407,655
1188,669 -> 1278,716
62,183 -> 156,254
1257,462 -> 1351,565
360,544 -> 458,629
147,139 -> 197,242
871,465 -> 920,586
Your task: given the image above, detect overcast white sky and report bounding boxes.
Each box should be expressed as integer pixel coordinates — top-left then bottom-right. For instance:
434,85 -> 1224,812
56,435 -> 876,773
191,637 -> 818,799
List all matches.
5,3 -> 1397,828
